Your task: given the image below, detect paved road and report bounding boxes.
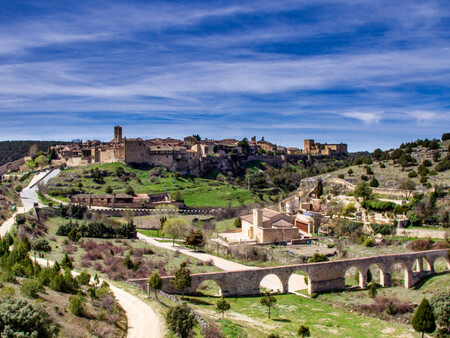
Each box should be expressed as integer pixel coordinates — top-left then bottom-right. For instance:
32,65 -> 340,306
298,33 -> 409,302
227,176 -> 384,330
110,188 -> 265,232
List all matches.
20,169 -> 61,209
1,170 -> 164,338
138,233 -> 307,292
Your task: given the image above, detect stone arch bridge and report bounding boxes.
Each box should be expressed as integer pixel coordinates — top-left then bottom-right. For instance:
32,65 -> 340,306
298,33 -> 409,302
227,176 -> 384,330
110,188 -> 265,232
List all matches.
130,249 -> 449,296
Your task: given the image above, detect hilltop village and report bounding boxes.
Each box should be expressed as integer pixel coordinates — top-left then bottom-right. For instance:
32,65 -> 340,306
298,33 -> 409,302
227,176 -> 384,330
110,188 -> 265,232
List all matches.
0,131 -> 448,337
49,126 -> 347,175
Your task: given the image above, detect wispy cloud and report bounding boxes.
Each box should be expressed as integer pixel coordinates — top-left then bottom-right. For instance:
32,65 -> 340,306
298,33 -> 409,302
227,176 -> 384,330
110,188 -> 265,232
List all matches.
0,0 -> 449,151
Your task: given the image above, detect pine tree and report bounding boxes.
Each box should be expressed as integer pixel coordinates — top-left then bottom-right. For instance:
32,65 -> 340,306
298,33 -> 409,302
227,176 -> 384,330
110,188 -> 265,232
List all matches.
148,271 -> 162,300
260,291 -> 277,319
412,298 -> 436,338
216,296 -> 231,319
368,283 -> 377,299
170,262 -> 191,299
298,324 -> 311,337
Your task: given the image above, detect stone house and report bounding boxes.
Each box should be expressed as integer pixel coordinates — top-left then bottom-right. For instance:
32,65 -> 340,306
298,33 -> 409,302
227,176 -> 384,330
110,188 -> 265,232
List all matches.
295,213 -> 316,235
241,208 -> 300,244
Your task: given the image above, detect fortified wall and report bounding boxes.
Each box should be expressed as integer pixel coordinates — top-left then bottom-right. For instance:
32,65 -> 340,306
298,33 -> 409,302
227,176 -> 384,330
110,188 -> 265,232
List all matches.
0,158 -> 26,178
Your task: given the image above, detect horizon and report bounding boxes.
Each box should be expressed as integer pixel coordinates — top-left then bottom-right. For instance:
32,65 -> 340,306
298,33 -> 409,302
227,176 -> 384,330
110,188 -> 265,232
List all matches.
1,1 -> 449,152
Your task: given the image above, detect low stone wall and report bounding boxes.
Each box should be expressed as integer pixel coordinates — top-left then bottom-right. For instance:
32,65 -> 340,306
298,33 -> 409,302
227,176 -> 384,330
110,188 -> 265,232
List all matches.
396,227 -> 449,239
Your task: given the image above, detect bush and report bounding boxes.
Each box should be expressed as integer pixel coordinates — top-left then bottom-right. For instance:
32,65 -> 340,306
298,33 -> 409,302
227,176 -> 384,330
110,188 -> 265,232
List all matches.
125,185 -> 134,195
370,223 -> 395,235
338,173 -> 345,179
166,303 -> 197,337
369,178 -> 379,187
368,283 -> 377,299
408,171 -> 418,178
407,239 -> 434,251
0,298 -> 56,336
379,163 -> 386,168
298,325 -> 311,337
15,184 -> 23,192
68,295 -> 86,317
75,271 -> 91,285
309,253 -> 329,263
442,132 -> 450,141
32,239 -> 51,253
20,278 -> 44,298
363,238 -> 375,247
430,291 -> 450,332
57,220 -> 136,239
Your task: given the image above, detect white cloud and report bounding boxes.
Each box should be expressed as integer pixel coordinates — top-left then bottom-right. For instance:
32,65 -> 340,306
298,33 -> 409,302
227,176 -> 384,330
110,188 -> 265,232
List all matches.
341,111 -> 383,124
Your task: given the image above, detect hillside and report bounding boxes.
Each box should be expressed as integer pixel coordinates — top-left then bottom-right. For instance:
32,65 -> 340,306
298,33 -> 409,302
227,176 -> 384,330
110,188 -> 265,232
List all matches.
313,139 -> 450,191
0,140 -> 66,166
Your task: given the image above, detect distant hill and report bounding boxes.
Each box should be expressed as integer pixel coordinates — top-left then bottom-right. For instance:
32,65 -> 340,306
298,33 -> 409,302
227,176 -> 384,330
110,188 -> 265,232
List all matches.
0,141 -> 66,166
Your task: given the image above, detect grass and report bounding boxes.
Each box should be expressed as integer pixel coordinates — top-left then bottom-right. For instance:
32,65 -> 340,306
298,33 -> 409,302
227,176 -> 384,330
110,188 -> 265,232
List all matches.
137,229 -> 165,238
185,293 -> 414,337
215,218 -> 238,233
46,162 -> 260,208
317,273 -> 450,313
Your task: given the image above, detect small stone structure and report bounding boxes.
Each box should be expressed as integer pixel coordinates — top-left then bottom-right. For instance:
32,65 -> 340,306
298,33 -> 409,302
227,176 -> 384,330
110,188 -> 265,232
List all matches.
130,249 -> 449,296
241,208 -> 299,244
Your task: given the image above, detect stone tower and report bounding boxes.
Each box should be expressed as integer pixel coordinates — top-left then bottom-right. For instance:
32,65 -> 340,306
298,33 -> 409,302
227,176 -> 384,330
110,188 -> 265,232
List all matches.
114,126 -> 123,143
304,139 -> 314,152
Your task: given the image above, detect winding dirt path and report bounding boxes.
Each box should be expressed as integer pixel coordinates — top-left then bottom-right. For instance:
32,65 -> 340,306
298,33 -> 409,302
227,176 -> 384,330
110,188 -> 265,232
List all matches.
0,170 -> 164,338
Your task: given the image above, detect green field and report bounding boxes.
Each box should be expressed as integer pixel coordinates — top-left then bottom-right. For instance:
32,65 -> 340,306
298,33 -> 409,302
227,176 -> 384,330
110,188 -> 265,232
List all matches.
185,293 -> 415,337
46,162 -> 259,208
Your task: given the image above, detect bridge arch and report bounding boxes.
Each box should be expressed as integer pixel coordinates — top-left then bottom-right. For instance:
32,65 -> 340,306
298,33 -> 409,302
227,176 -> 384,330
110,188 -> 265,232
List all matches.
433,256 -> 450,273
389,261 -> 412,288
259,273 -> 285,293
343,265 -> 366,288
195,279 -> 222,297
287,269 -> 310,293
366,263 -> 388,286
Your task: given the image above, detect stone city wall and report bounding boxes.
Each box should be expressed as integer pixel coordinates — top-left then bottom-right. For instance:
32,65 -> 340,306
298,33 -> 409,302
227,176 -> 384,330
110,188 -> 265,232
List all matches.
0,158 -> 25,177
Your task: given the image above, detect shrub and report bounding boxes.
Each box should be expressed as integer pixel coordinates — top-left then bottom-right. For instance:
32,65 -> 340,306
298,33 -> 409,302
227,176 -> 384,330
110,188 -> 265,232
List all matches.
68,295 -> 86,317
32,239 -> 51,253
0,298 -> 56,336
298,324 -> 311,337
363,238 -> 375,247
370,223 -> 395,235
430,291 -> 450,332
15,184 -> 23,192
76,271 -> 91,285
166,303 -> 197,337
369,178 -> 379,187
407,239 -> 434,251
20,278 -> 44,298
125,185 -> 135,195
105,186 -> 113,194
309,253 -> 329,263
379,163 -> 386,168
408,171 -> 418,178
234,217 -> 242,228
368,283 -> 377,299
337,173 -> 345,179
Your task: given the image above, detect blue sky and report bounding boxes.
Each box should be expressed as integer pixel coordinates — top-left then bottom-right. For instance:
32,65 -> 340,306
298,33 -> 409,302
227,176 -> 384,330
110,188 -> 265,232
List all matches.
0,0 -> 449,151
